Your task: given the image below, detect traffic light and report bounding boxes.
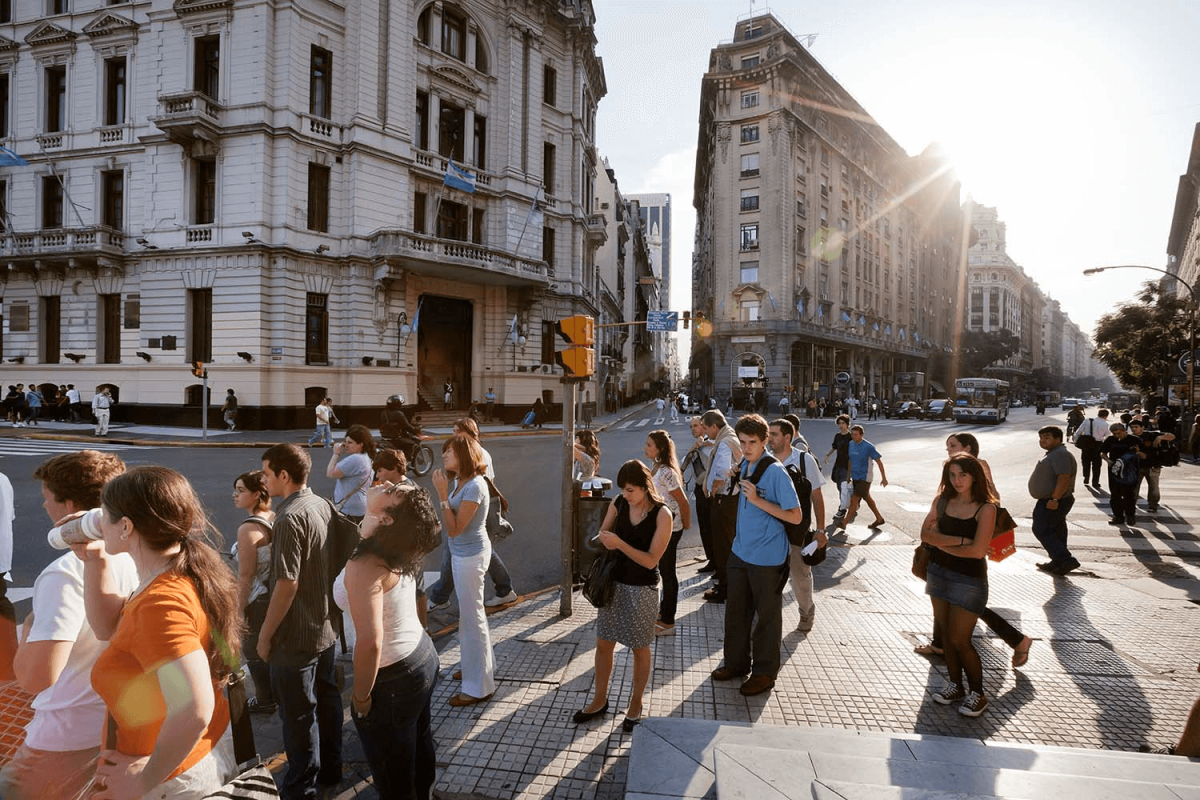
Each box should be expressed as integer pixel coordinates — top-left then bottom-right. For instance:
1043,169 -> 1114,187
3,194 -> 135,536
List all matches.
682,311 -> 691,329
554,314 -> 595,377
191,361 -> 207,379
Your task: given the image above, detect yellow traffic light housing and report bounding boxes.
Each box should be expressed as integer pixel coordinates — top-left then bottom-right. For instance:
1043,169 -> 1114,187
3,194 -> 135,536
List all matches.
555,315 -> 595,377
555,315 -> 595,346
556,346 -> 595,377
191,361 -> 206,379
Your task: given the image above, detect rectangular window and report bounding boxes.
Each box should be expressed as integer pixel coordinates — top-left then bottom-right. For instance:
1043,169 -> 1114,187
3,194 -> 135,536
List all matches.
471,207 -> 484,245
741,55 -> 760,69
41,296 -> 61,363
798,226 -> 807,254
193,35 -> 220,99
740,124 -> 758,143
192,158 -> 216,224
740,299 -> 760,322
740,223 -> 758,250
472,113 -> 486,168
741,91 -> 759,109
543,65 -> 556,106
9,302 -> 28,332
188,288 -> 212,362
42,176 -> 64,228
413,191 -> 426,234
101,170 -> 124,229
740,153 -> 759,177
0,73 -> 9,137
305,293 -> 328,365
49,0 -> 68,13
45,65 -> 67,132
309,45 -> 332,118
543,142 -> 556,192
438,100 -> 464,161
100,294 -> 121,364
740,262 -> 759,284
104,57 -> 126,125
542,225 -> 555,267
123,293 -> 140,329
307,163 -> 330,232
541,320 -> 555,365
436,198 -> 468,241
415,91 -> 428,150
441,8 -> 466,61
0,1 -> 9,22
739,188 -> 759,212
796,194 -> 806,217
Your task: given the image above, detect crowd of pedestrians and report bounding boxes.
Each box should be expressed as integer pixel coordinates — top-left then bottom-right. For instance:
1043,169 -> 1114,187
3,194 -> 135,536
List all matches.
4,383 -> 94,427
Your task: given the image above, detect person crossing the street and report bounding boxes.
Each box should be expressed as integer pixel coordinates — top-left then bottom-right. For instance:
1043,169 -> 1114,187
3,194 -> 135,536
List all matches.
1073,408 -> 1110,488
839,424 -> 887,529
1129,417 -> 1174,514
1027,426 -> 1079,575
823,415 -> 853,524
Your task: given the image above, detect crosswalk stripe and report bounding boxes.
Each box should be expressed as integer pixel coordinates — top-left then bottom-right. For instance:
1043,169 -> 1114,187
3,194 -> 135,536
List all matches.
0,439 -> 147,456
617,420 -> 635,430
636,419 -> 651,428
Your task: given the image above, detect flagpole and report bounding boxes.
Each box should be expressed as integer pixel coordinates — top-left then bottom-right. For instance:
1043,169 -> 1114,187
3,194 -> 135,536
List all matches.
35,138 -> 85,228
515,187 -> 542,257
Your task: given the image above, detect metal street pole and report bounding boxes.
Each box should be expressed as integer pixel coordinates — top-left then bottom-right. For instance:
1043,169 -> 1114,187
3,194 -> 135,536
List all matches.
1083,265 -> 1197,416
201,371 -> 209,441
560,379 -> 577,617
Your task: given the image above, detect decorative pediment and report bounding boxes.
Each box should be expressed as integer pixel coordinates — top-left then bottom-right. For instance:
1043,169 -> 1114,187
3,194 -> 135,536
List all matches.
83,13 -> 139,39
733,283 -> 766,300
173,0 -> 233,16
0,35 -> 19,53
431,64 -> 481,94
25,22 -> 77,48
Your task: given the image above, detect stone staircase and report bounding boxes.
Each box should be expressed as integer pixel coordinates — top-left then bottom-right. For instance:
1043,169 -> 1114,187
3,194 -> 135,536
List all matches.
627,718 -> 1200,799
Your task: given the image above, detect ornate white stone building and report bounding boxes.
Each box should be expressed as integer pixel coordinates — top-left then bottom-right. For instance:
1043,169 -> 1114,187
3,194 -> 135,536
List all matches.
0,0 -> 606,426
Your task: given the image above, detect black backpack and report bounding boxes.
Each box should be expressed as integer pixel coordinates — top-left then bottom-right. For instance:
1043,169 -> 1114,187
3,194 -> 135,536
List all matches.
741,454 -> 812,550
324,499 -> 362,588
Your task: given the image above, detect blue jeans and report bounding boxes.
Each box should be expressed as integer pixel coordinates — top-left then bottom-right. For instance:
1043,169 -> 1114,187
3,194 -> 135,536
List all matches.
271,645 -> 344,799
308,423 -> 332,447
352,636 -> 439,799
427,545 -> 512,604
724,552 -> 789,678
1031,495 -> 1075,564
243,596 -> 273,704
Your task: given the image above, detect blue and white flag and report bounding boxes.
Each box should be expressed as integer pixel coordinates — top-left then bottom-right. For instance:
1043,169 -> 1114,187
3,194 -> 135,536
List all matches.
0,146 -> 28,167
899,327 -> 907,341
817,304 -> 824,319
768,294 -> 777,312
507,314 -> 519,343
410,299 -> 423,336
443,159 -> 476,193
886,323 -> 892,336
858,314 -> 866,327
796,296 -> 805,316
913,331 -> 921,342
872,321 -> 880,332
841,311 -> 852,323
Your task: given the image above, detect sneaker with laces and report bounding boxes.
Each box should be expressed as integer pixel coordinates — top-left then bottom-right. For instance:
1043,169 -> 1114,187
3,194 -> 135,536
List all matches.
932,681 -> 966,705
485,590 -> 518,608
958,690 -> 988,717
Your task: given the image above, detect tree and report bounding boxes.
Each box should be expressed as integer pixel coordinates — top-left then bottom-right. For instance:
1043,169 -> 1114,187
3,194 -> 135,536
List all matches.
1093,281 -> 1190,398
959,329 -> 1021,375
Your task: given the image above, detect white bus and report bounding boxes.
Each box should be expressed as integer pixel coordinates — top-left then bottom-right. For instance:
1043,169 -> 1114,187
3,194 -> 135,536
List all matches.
953,378 -> 1010,424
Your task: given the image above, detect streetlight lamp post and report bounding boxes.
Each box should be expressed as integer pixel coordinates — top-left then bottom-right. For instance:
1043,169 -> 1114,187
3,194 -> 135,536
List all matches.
1083,265 -> 1196,416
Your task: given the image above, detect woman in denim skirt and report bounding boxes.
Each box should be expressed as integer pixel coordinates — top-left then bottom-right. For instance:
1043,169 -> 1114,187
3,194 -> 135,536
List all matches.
919,453 -> 997,718
335,482 -> 443,799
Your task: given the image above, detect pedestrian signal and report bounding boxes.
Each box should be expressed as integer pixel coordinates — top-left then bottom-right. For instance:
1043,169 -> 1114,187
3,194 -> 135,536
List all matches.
191,361 -> 207,379
682,311 -> 691,329
555,315 -> 595,346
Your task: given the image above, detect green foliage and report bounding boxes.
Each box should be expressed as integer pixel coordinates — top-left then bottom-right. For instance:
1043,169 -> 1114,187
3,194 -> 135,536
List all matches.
1093,282 -> 1191,397
960,329 -> 1022,375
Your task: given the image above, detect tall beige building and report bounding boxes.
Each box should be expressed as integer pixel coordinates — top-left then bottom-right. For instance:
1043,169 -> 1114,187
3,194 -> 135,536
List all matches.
0,0 -> 606,426
691,14 -> 967,408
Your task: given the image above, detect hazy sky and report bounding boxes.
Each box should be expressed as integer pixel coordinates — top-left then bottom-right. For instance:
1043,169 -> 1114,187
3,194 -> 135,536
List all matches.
593,0 -> 1200,352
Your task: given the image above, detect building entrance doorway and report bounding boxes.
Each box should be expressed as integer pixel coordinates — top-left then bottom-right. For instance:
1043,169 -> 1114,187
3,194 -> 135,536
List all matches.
417,295 -> 473,410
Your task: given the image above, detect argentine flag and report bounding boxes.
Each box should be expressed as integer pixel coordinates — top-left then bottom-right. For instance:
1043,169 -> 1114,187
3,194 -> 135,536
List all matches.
443,159 -> 476,193
0,146 -> 28,167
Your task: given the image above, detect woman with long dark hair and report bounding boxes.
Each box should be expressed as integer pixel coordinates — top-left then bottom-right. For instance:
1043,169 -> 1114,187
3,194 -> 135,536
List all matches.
431,434 -> 495,706
574,429 -> 602,492
335,482 -> 443,798
326,423 -> 377,522
573,460 -> 672,732
915,434 -> 1033,666
921,453 -> 997,718
231,470 -> 275,714
82,466 -> 243,798
644,430 -> 690,635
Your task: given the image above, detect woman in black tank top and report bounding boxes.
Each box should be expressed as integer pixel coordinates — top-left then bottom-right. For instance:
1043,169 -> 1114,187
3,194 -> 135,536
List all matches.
919,453 -> 998,718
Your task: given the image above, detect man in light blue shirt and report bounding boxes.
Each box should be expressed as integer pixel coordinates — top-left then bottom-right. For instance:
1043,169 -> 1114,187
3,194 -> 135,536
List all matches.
840,424 -> 887,528
710,414 -> 800,697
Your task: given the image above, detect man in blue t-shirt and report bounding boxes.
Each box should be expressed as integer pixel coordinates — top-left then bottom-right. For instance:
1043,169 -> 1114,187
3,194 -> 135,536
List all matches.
839,424 -> 888,529
710,414 -> 801,697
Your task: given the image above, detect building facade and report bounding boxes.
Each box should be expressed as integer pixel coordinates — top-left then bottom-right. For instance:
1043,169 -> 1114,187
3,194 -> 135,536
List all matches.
0,0 -> 606,426
1168,122 -> 1200,304
691,14 -> 968,410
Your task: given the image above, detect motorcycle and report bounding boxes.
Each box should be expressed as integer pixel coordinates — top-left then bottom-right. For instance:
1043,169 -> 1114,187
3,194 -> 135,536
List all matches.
383,424 -> 434,477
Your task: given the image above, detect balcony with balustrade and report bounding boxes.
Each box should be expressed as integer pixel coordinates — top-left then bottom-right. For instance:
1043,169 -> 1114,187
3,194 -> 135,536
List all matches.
0,226 -> 127,271
368,230 -> 550,288
151,91 -> 223,147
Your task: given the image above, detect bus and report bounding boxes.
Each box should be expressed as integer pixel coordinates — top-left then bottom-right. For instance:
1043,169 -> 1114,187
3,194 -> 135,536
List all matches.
1036,390 -> 1062,410
953,378 -> 1010,424
1106,390 -> 1138,411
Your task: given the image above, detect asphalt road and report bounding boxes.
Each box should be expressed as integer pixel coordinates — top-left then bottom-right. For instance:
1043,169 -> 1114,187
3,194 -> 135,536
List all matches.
1,405 -> 1087,605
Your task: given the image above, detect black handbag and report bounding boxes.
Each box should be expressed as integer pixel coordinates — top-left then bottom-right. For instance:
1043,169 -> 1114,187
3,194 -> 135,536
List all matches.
483,476 -> 514,541
582,551 -> 618,609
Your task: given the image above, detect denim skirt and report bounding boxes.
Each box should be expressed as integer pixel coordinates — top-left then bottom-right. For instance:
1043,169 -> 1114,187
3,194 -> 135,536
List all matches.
925,561 -> 988,615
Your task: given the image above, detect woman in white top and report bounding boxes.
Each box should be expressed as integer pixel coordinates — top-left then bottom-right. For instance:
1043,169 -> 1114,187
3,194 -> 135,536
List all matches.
231,470 -> 275,713
644,430 -> 690,635
335,482 -> 442,798
574,430 -> 602,494
326,424 -> 376,521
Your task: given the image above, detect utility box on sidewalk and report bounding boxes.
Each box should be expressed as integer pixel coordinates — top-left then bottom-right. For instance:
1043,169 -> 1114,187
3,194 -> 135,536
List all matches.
574,479 -> 612,580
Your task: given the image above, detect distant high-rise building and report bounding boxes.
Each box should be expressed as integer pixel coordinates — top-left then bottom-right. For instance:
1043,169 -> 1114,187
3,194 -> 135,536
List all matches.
692,14 -> 967,408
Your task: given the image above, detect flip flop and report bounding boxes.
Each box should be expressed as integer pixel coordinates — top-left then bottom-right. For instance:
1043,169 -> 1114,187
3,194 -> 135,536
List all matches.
914,643 -> 943,656
868,519 -> 886,528
1012,641 -> 1033,668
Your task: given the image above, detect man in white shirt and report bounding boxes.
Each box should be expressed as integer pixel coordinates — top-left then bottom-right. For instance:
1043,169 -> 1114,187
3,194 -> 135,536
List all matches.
90,386 -> 113,436
0,451 -> 138,800
1074,408 -> 1111,488
768,419 -> 827,632
307,397 -> 334,448
65,384 -> 81,423
700,410 -> 742,603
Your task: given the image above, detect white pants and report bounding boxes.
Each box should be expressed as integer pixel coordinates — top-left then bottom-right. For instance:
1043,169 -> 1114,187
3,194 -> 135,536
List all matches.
452,548 -> 496,699
94,408 -> 110,435
788,545 -> 815,617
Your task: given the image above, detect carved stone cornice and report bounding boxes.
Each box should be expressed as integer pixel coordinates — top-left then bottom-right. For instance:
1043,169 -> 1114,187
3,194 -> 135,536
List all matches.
430,64 -> 481,95
0,35 -> 19,53
25,22 -> 77,49
173,0 -> 233,15
83,13 -> 139,40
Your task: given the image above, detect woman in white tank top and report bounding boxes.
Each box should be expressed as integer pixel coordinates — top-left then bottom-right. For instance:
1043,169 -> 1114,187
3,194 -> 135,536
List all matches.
333,481 -> 442,798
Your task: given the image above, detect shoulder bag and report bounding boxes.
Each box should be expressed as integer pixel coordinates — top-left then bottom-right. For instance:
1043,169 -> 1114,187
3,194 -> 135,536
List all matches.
582,497 -> 621,609
912,495 -> 949,580
989,505 -> 1017,562
483,476 -> 514,541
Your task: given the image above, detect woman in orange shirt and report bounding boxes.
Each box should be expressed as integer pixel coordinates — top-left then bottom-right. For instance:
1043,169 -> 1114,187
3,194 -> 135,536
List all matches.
79,466 -> 244,799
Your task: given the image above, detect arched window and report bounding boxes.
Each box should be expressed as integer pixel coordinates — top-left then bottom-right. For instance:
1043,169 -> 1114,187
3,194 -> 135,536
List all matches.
475,35 -> 488,73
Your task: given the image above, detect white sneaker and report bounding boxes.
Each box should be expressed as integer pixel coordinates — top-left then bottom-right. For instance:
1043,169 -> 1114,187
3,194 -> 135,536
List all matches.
427,598 -> 450,612
485,590 -> 518,608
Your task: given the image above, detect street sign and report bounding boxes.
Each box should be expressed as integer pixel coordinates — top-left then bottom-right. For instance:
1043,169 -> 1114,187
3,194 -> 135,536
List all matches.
647,310 -> 678,332
1178,351 -> 1198,373
835,371 -> 851,386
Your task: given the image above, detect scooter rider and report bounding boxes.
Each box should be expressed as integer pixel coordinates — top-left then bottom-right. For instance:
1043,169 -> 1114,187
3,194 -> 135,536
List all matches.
380,395 -> 421,454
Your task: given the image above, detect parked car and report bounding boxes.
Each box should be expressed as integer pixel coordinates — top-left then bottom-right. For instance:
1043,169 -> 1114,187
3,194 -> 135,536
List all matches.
1011,398 -> 1024,408
921,398 -> 955,421
886,400 -> 921,419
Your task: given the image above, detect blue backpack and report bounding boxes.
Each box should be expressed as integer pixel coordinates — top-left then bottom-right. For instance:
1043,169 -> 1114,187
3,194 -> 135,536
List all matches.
1110,451 -> 1140,485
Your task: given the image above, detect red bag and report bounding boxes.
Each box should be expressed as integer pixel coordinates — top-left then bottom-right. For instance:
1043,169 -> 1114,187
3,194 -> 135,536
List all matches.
988,506 -> 1017,562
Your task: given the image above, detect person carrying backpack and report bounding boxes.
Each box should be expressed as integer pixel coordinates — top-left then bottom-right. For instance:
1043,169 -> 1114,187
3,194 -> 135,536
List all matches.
768,418 -> 826,632
1100,422 -> 1144,526
1129,417 -> 1176,514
